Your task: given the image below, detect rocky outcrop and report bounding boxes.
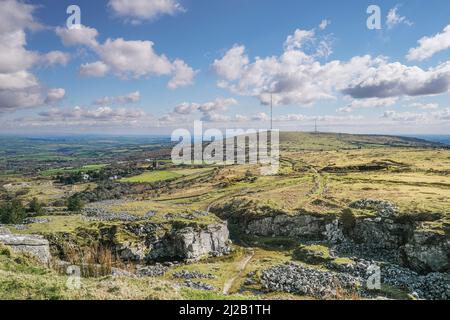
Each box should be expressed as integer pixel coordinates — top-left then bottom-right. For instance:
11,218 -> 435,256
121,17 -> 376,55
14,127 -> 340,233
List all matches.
115,241 -> 148,261
328,217 -> 449,272
173,223 -> 231,261
350,217 -> 413,249
146,222 -> 231,261
245,214 -> 334,239
403,229 -> 450,273
0,233 -> 51,265
244,212 -> 411,250
48,221 -> 231,264
324,219 -> 346,244
225,199 -> 449,274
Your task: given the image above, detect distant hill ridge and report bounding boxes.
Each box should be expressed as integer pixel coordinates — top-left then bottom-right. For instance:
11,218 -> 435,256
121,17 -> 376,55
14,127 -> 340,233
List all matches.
278,132 -> 446,151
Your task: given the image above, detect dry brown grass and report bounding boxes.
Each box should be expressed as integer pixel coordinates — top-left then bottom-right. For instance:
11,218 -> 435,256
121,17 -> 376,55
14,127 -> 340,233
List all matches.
53,244 -> 134,278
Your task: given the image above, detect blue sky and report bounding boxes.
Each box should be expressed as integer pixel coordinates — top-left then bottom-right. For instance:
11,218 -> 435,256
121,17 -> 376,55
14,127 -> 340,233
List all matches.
0,0 -> 450,134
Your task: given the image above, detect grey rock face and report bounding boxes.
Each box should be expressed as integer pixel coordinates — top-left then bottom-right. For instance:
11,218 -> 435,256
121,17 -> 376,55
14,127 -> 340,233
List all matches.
246,214 -> 333,239
351,217 -> 412,249
241,204 -> 448,273
324,220 -> 346,244
0,234 -> 51,265
111,222 -> 231,263
173,223 -> 231,261
331,219 -> 448,273
245,212 -> 409,250
403,229 -> 450,273
81,206 -> 231,263
116,241 -> 148,261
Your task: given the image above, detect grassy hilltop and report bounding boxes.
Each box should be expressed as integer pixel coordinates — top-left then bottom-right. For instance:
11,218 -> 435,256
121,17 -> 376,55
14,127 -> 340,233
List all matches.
279,132 -> 445,151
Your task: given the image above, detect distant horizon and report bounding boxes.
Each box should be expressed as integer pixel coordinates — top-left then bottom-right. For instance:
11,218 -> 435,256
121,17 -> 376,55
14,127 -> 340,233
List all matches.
0,130 -> 449,145
1,130 -> 449,137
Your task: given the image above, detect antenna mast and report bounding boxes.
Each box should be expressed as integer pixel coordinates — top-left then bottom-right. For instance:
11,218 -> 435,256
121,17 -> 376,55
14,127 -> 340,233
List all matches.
270,93 -> 273,131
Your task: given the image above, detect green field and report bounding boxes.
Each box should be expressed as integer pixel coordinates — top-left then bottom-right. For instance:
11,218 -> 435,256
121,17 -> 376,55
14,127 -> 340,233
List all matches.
39,164 -> 108,177
119,170 -> 183,183
120,167 -> 215,183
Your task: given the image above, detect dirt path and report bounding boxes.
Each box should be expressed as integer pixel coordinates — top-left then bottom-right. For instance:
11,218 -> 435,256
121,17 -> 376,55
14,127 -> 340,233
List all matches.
307,166 -> 327,197
223,249 -> 254,295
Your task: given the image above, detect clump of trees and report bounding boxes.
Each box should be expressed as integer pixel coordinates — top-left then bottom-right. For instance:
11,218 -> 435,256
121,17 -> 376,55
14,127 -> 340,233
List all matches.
57,172 -> 85,185
56,165 -> 144,185
0,197 -> 48,224
0,199 -> 26,224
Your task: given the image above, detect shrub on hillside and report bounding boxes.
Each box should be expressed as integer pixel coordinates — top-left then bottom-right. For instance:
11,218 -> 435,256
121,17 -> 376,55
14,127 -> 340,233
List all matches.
340,208 -> 356,236
67,196 -> 84,212
27,197 -> 45,215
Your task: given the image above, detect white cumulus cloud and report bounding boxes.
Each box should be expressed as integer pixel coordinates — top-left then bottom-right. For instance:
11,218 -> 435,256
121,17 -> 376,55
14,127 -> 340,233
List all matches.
168,59 -> 198,89
160,98 -> 238,123
57,24 -> 196,87
213,26 -> 450,108
0,0 -> 68,114
108,0 -> 184,23
45,88 -> 66,104
94,91 -> 141,105
55,25 -> 99,48
407,25 -> 450,61
79,61 -> 110,77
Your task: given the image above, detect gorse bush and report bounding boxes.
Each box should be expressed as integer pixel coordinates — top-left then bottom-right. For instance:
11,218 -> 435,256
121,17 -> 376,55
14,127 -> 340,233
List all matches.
28,197 -> 45,215
67,196 -> 84,212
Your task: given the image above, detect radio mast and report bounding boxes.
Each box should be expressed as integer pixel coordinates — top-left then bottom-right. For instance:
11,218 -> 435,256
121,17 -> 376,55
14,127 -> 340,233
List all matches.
270,93 -> 273,131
